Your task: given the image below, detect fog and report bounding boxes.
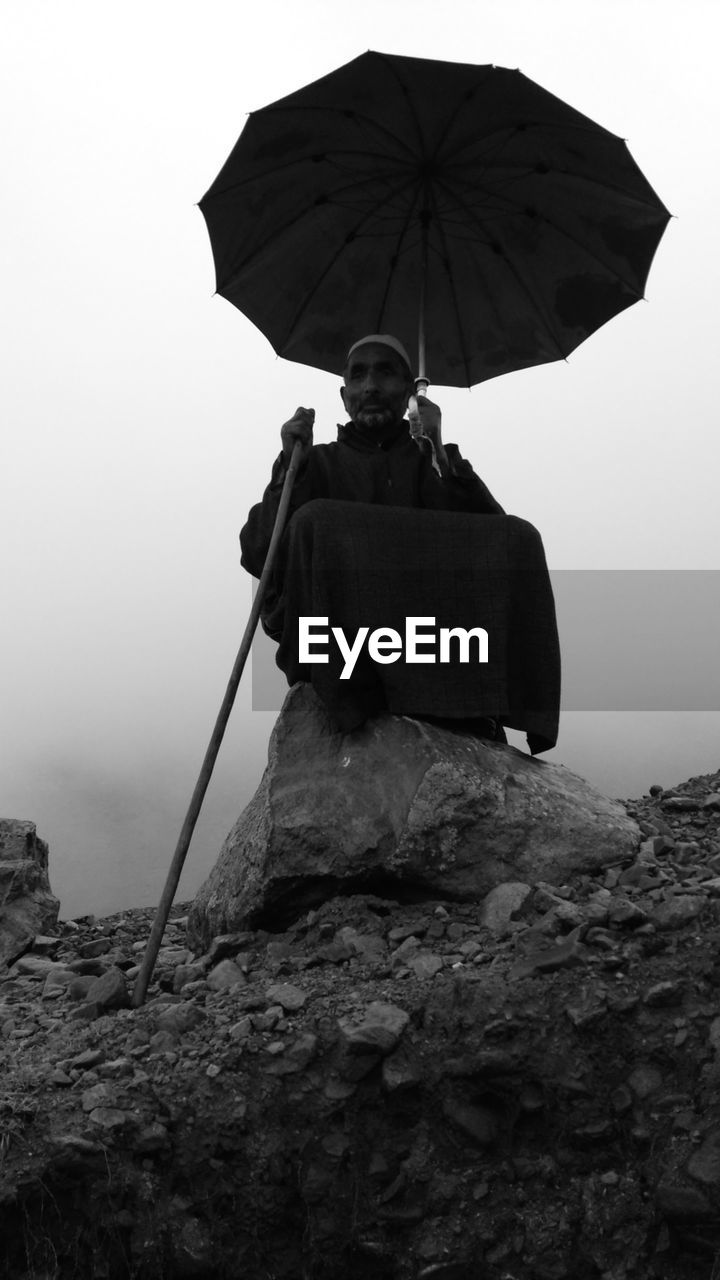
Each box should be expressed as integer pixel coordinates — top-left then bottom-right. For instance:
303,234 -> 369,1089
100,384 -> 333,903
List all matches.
2,0 -> 718,919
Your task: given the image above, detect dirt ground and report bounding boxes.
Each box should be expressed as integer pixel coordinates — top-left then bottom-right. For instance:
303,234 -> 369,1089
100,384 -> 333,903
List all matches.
2,770 -> 720,1279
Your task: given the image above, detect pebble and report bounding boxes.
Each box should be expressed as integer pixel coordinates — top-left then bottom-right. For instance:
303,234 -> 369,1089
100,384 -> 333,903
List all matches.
651,895 -> 706,930
335,926 -> 386,962
479,883 -> 531,934
509,933 -> 587,981
265,982 -> 307,1012
79,938 -> 113,959
51,1134 -> 104,1158
203,932 -> 256,967
640,835 -> 675,856
42,968 -> 75,998
606,899 -> 649,927
699,876 -> 720,895
324,1077 -> 356,1100
565,991 -> 607,1029
85,966 -> 130,1011
390,935 -> 422,963
642,980 -> 684,1007
686,1129 -> 720,1187
708,1017 -> 720,1054
338,1002 -> 410,1056
71,1048 -> 106,1069
88,1107 -> 133,1131
135,1122 -> 169,1153
381,1045 -> 423,1092
388,923 -> 425,944
655,1181 -> 713,1220
69,975 -> 95,1001
266,1032 -> 319,1076
627,1065 -> 664,1100
156,1003 -> 206,1038
82,1082 -> 120,1112
425,919 -> 445,940
68,1001 -> 104,1023
207,960 -> 247,991
442,1098 -> 497,1147
610,1085 -> 633,1115
30,936 -> 62,956
229,1015 -> 253,1041
11,955 -> 58,977
408,953 -> 444,980
173,963 -> 206,993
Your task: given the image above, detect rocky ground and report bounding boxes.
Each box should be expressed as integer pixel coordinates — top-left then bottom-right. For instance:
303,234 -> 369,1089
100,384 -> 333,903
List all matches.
3,770 -> 720,1279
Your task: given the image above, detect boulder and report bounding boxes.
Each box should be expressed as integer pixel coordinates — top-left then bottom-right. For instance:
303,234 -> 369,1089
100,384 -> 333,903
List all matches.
0,820 -> 60,967
188,686 -> 639,950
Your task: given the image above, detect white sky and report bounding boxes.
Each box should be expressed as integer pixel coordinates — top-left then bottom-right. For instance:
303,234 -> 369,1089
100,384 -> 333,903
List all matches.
2,0 -> 718,918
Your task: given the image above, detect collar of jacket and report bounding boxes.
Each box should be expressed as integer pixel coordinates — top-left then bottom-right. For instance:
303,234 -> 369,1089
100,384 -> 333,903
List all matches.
337,419 -> 411,453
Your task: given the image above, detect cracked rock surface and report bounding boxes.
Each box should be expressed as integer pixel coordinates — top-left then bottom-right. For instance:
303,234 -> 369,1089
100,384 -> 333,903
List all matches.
0,820 -> 59,968
188,685 -> 639,944
3,768 -> 720,1278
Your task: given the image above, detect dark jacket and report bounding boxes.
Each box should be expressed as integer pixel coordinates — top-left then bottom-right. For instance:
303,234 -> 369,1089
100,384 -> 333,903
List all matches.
240,419 -> 504,578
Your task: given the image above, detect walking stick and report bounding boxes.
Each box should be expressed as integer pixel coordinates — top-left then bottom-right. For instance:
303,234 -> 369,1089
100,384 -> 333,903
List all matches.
131,438 -> 304,1007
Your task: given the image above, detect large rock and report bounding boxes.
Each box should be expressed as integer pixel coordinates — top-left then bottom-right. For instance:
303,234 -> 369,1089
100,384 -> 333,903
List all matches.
188,686 -> 639,949
0,820 -> 60,967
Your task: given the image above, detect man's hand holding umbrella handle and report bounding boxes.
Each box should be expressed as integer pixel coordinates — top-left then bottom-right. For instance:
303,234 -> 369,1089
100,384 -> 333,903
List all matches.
408,393 -> 450,477
281,407 -> 315,465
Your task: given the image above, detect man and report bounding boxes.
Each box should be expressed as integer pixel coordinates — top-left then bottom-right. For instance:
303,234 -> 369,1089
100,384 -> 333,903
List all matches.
241,335 -> 560,752
241,336 -> 504,557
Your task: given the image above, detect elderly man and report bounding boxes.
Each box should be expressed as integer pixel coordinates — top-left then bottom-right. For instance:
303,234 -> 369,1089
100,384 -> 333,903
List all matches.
241,335 -> 560,752
263,335 -> 504,514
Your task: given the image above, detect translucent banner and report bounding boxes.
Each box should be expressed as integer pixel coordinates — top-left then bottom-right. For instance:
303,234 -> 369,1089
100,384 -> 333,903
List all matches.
250,571 -> 720,712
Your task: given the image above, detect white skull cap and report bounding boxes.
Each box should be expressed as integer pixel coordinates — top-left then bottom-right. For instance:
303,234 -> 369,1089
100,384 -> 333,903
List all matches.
346,334 -> 412,373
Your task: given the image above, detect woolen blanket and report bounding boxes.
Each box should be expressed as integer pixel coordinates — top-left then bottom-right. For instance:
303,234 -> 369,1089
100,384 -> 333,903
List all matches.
264,499 -> 560,753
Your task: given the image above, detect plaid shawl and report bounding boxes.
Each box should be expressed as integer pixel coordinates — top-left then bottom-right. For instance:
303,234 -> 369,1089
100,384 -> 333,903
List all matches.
265,499 -> 560,753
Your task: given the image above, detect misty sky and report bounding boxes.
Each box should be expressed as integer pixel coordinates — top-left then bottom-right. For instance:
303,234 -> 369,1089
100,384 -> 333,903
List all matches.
2,0 -> 718,920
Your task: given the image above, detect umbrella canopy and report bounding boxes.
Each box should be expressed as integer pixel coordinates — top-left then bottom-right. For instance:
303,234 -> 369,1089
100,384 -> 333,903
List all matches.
199,51 -> 670,388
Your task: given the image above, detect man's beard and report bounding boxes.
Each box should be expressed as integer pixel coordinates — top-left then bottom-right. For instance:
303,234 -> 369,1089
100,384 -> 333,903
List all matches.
355,403 -> 396,431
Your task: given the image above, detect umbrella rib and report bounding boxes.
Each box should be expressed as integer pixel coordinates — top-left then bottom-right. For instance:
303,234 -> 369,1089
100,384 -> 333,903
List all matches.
203,148 -> 417,201
439,170 -> 653,296
426,184 -> 475,386
423,69 -> 499,167
259,102 -> 418,162
434,176 -> 572,360
218,170 -> 421,286
510,201 -> 650,294
439,138 -> 667,215
274,174 -> 425,352
391,64 -> 624,175
370,53 -> 432,158
440,120 -> 598,166
372,185 -> 427,335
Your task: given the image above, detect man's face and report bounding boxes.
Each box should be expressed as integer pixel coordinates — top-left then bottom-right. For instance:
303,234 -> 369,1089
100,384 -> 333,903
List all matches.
340,343 -> 412,432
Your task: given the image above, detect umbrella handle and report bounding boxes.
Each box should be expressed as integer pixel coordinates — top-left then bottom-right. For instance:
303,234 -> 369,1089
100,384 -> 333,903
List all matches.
407,378 -> 429,440
408,381 -> 443,477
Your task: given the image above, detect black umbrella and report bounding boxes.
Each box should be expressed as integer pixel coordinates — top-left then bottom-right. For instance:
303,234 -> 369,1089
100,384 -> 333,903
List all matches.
199,50 -> 670,389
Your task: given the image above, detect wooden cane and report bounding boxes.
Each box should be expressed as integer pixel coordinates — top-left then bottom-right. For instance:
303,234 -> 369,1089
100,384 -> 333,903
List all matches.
131,438 -> 305,1007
